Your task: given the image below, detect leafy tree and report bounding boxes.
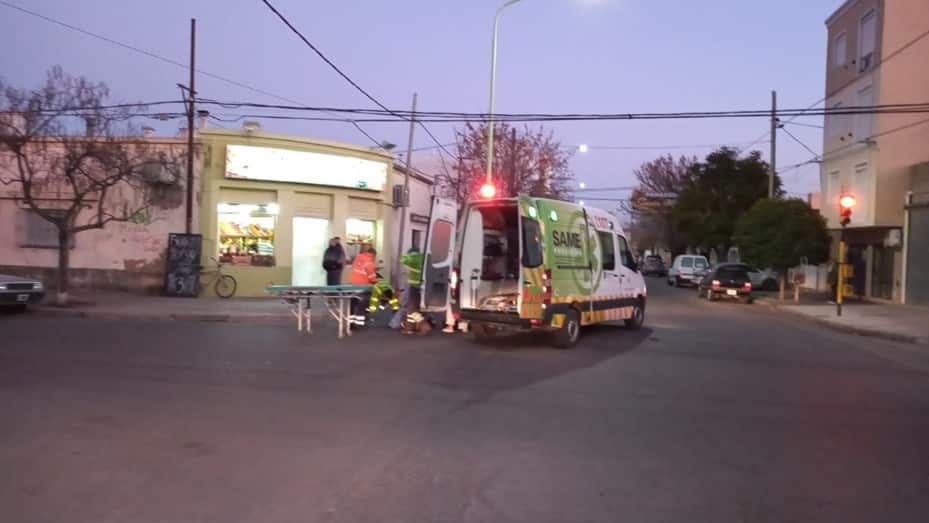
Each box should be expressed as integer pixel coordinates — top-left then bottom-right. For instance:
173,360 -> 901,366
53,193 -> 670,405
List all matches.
734,198 -> 830,299
436,122 -> 575,205
0,67 -> 182,305
627,154 -> 695,256
672,147 -> 781,255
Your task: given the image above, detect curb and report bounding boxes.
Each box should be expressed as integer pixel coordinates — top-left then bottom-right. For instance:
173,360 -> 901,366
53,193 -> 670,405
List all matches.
29,307 -> 298,324
752,298 -> 924,345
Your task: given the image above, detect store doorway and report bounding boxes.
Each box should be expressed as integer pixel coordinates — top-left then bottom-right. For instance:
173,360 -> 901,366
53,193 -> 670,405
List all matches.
292,217 -> 329,286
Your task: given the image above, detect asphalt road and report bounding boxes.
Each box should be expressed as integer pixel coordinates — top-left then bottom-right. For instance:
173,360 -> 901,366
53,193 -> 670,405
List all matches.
2,282 -> 929,523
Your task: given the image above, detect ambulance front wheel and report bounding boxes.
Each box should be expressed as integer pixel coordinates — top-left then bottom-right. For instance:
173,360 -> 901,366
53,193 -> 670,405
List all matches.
624,299 -> 645,330
553,309 -> 581,349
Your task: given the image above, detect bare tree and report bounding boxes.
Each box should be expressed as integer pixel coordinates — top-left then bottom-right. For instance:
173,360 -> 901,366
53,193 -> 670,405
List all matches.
626,154 -> 696,256
440,122 -> 575,206
0,67 -> 180,305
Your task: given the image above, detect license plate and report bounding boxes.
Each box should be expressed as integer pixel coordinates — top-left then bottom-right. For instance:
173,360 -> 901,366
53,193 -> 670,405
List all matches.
16,294 -> 29,302
726,289 -> 738,296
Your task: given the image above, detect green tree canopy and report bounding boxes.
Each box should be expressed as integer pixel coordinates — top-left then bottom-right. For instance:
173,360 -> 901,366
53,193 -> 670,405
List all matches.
671,147 -> 781,252
733,198 -> 830,273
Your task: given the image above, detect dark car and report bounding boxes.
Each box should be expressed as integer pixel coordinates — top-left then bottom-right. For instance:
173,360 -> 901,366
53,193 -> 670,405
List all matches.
697,263 -> 752,303
641,255 -> 667,277
0,273 -> 46,311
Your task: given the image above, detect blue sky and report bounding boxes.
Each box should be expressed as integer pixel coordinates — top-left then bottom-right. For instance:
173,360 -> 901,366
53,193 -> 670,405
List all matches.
1,0 -> 842,202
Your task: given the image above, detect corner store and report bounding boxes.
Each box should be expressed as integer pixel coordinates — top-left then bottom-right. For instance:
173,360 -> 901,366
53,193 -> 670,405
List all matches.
198,129 -> 397,297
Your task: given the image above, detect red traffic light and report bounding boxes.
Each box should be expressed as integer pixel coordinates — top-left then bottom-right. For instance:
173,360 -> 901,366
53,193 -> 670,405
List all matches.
479,183 -> 496,199
839,194 -> 856,209
838,193 -> 855,226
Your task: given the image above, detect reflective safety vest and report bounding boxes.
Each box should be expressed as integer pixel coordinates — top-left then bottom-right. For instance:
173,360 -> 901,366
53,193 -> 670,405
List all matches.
349,252 -> 377,285
401,251 -> 424,287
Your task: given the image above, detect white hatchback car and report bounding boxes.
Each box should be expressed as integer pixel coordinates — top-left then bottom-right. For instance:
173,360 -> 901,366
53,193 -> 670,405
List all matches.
667,255 -> 709,287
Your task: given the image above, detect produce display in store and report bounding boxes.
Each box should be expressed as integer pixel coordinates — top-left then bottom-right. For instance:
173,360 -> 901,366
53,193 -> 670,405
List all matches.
219,221 -> 274,239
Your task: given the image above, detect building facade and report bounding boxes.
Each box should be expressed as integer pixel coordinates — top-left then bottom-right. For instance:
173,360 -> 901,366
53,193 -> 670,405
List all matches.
198,128 -> 398,297
821,0 -> 929,303
0,136 -> 196,293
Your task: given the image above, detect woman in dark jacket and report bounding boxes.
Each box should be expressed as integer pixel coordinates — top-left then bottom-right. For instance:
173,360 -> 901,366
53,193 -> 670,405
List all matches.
322,237 -> 346,286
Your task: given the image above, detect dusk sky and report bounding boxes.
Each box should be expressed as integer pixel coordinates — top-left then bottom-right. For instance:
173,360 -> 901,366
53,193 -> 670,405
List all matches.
1,0 -> 841,203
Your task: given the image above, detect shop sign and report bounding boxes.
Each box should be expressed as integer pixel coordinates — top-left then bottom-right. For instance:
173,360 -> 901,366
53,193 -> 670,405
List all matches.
225,144 -> 387,191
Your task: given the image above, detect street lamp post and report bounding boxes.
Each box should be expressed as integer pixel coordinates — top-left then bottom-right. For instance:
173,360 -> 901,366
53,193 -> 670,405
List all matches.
484,0 -> 526,195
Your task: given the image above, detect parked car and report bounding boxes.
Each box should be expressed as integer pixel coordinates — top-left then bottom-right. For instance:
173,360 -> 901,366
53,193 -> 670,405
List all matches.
697,263 -> 753,303
746,267 -> 779,291
0,274 -> 45,311
667,254 -> 709,287
641,255 -> 667,277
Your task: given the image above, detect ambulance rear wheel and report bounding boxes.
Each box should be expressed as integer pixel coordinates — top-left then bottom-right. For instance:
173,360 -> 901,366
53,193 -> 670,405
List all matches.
553,309 -> 581,349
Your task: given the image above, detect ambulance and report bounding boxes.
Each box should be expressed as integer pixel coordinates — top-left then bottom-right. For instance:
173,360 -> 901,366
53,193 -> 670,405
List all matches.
419,195 -> 647,348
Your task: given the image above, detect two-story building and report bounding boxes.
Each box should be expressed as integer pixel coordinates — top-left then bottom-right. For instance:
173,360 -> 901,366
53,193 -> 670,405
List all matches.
821,0 -> 929,304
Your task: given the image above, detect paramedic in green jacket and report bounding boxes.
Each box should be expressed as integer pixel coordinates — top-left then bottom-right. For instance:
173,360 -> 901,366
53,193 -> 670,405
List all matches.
401,246 -> 424,307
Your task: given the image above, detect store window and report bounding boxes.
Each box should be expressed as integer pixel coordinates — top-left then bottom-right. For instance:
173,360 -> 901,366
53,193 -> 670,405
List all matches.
346,218 -> 376,259
217,203 -> 277,266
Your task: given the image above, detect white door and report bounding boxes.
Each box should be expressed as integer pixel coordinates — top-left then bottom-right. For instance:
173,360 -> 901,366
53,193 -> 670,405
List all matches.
596,230 -> 623,299
617,234 -> 642,302
292,217 -> 329,286
420,197 -> 459,311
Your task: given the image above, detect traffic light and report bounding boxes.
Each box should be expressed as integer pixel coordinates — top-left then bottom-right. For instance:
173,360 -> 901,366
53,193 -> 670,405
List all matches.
479,183 -> 497,199
838,194 -> 856,226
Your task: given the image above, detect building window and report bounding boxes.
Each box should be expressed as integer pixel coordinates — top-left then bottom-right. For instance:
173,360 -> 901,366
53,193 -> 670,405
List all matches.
217,203 -> 277,266
826,170 -> 840,205
833,32 -> 847,68
859,9 -> 876,73
18,209 -> 74,249
855,85 -> 874,139
828,102 -> 845,139
345,218 -> 376,260
411,229 -> 423,251
853,163 -> 869,209
597,231 -> 615,271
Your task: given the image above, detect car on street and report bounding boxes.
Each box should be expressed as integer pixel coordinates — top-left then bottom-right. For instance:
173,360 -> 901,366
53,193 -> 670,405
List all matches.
667,254 -> 709,287
641,255 -> 667,277
697,263 -> 753,303
746,266 -> 779,291
0,273 -> 45,311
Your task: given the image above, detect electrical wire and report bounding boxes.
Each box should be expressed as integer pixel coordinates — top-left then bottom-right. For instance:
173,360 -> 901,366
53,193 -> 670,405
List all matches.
192,100 -> 929,123
258,0 -> 457,158
779,125 -> 820,158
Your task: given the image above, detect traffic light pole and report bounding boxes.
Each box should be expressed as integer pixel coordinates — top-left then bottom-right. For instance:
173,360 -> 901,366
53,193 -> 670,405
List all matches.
836,226 -> 846,317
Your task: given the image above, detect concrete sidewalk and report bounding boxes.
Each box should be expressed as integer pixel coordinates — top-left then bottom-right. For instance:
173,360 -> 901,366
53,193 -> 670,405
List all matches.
755,295 -> 929,345
30,292 -> 305,323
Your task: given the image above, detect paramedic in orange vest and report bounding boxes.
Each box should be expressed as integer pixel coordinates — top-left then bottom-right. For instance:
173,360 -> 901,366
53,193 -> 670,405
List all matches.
349,246 -> 377,324
349,247 -> 378,286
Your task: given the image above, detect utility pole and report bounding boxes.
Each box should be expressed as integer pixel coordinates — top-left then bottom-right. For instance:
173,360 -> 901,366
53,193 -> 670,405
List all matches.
184,18 -> 197,234
393,92 -> 417,289
509,127 -> 518,197
769,90 -> 777,198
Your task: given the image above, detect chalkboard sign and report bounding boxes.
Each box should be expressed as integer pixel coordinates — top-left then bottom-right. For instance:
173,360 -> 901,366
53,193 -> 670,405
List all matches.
164,233 -> 202,297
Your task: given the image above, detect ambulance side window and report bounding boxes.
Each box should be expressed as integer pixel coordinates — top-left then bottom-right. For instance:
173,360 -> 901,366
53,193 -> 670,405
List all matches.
597,231 -> 615,271
521,218 -> 543,268
616,235 -> 636,271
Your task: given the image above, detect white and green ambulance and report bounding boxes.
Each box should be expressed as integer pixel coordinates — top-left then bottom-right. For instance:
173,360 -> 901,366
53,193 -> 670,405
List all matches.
419,195 -> 647,348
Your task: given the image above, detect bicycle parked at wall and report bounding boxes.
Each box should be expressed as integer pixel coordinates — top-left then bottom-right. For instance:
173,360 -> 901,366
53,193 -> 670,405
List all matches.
200,257 -> 237,298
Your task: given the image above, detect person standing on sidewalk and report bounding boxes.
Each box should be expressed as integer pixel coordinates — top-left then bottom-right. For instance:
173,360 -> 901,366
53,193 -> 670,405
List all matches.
322,237 -> 347,286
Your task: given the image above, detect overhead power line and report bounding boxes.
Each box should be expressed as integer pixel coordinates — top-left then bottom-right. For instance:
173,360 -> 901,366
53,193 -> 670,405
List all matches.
193,100 -> 929,122
258,0 -> 458,160
779,125 -> 820,158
